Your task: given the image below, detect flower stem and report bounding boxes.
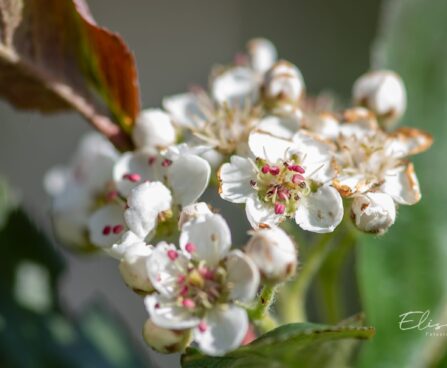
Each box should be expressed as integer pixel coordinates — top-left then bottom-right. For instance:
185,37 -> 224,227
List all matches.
249,284 -> 278,321
280,233 -> 333,323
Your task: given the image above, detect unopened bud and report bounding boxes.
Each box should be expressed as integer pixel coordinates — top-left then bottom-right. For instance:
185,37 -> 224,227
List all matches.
245,226 -> 297,282
178,202 -> 213,229
246,38 -> 277,75
142,319 -> 192,354
132,109 -> 176,150
351,193 -> 396,235
119,243 -> 154,294
352,70 -> 406,127
263,60 -> 305,108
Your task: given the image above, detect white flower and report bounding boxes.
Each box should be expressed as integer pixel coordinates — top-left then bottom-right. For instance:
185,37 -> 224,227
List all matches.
132,109 -> 176,151
332,122 -> 432,209
218,130 -> 344,232
263,60 -> 305,112
44,132 -> 119,248
245,226 -> 297,282
178,202 -> 213,229
352,70 -> 406,125
144,213 -> 259,356
143,319 -> 192,354
246,38 -> 277,75
350,193 -> 396,234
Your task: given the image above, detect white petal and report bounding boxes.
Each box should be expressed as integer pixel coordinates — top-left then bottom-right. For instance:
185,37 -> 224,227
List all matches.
145,295 -> 200,330
124,182 -> 172,239
226,250 -> 259,302
132,109 -> 176,150
247,38 -> 277,75
194,305 -> 248,356
163,93 -> 205,129
218,156 -> 256,204
167,154 -> 211,206
295,186 -> 343,233
119,243 -> 154,293
386,127 -> 433,158
211,66 -> 259,107
113,152 -> 159,197
248,130 -> 292,162
146,242 -> 189,297
44,166 -> 70,196
88,203 -> 126,248
257,115 -> 300,140
178,202 -> 213,229
72,132 -> 118,192
180,214 -> 231,266
245,195 -> 281,229
106,231 -> 144,260
381,163 -> 421,205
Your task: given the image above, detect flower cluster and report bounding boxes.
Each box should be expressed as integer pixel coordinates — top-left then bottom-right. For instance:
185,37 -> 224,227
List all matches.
45,38 -> 432,356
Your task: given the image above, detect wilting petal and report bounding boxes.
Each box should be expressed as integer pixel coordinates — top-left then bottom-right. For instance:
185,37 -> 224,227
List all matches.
245,195 -> 281,229
88,203 -> 126,248
124,182 -> 172,239
163,93 -> 205,129
146,242 -> 189,297
226,250 -> 259,302
211,66 -> 259,107
107,231 -> 144,260
114,152 -> 159,197
248,130 -> 292,162
381,163 -> 421,205
145,295 -> 200,330
180,214 -> 231,266
167,154 -> 211,206
218,156 -> 256,204
386,127 -> 433,158
193,305 -> 248,356
295,185 -> 343,233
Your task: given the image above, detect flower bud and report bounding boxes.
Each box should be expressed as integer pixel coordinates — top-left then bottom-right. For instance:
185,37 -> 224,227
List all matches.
178,202 -> 213,229
352,70 -> 406,127
132,109 -> 176,150
143,319 -> 192,354
245,226 -> 297,282
246,38 -> 277,75
263,60 -> 305,108
350,193 -> 396,235
119,243 -> 154,294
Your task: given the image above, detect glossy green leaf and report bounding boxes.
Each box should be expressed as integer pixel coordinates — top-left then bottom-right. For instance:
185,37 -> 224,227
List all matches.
357,0 -> 447,367
182,319 -> 374,368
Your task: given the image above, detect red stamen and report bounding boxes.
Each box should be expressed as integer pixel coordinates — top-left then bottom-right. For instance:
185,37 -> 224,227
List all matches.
102,226 -> 112,235
274,203 -> 285,215
177,274 -> 186,284
122,173 -> 141,182
261,164 -> 270,174
291,174 -> 305,184
199,267 -> 214,280
288,165 -> 305,173
161,159 -> 172,167
180,285 -> 189,296
182,298 -> 196,309
198,321 -> 207,333
148,156 -> 156,165
269,166 -> 280,176
112,224 -> 124,234
185,242 -> 196,253
105,191 -> 118,202
167,249 -> 178,261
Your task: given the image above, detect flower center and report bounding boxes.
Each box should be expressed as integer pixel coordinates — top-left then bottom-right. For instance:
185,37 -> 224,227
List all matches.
251,156 -> 315,216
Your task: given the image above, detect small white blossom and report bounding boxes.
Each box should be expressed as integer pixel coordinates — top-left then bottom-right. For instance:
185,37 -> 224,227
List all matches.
44,132 -> 119,248
144,212 -> 259,356
352,70 -> 406,126
143,319 -> 192,354
132,109 -> 177,151
246,38 -> 277,75
351,193 -> 396,234
218,130 -> 343,232
245,226 -> 297,282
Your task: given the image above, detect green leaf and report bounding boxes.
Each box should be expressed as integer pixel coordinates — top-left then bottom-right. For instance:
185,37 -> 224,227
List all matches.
357,0 -> 447,367
0,179 -> 148,367
181,320 -> 375,368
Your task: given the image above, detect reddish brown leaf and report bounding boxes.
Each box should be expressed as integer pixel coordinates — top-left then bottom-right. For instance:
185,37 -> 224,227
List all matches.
0,0 -> 140,149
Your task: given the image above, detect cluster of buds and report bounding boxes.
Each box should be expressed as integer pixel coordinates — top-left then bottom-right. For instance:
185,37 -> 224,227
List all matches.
45,38 -> 432,356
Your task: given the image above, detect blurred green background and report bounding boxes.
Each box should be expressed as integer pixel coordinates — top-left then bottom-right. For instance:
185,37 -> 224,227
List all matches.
1,0 -> 446,367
